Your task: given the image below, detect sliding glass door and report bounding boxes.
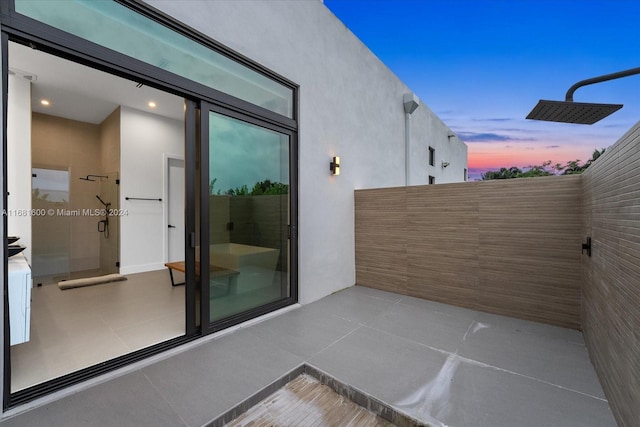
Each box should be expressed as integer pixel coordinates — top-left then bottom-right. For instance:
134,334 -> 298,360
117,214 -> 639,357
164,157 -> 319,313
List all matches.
200,104 -> 295,329
3,0 -> 297,407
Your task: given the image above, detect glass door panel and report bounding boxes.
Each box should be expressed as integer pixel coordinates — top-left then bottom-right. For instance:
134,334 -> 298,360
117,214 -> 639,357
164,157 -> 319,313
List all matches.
206,111 -> 290,323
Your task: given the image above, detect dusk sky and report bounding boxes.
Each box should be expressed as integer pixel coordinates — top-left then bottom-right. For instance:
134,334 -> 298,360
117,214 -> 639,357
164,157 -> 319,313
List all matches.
324,0 -> 640,180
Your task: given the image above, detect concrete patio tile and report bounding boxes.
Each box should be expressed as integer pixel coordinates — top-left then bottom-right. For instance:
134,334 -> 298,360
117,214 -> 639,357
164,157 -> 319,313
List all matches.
345,285 -> 405,302
302,287 -> 397,324
1,286 -> 616,427
394,354 -> 617,427
308,325 -> 450,406
474,311 -> 585,344
457,320 -> 605,399
0,372 -> 184,427
244,305 -> 359,358
141,328 -> 302,427
398,294 -> 478,321
367,301 -> 473,353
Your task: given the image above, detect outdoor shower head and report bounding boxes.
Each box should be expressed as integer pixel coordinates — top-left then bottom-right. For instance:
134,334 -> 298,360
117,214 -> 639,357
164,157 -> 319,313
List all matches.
526,100 -> 623,125
526,66 -> 640,125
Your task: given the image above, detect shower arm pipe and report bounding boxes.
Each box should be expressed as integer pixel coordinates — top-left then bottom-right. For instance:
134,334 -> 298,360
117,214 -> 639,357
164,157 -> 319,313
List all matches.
80,174 -> 108,181
565,66 -> 640,102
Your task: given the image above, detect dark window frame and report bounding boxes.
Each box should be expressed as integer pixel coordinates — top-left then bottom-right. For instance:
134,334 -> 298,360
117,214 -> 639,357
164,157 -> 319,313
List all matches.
428,146 -> 435,167
428,175 -> 436,185
1,0 -> 298,131
1,0 -> 299,409
199,102 -> 298,336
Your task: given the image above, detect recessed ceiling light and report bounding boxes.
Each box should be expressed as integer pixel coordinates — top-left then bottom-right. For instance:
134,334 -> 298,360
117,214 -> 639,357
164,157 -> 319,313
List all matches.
148,101 -> 157,108
40,99 -> 50,106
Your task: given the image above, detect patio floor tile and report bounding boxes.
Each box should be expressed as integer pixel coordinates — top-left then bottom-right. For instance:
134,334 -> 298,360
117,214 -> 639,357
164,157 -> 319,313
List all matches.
398,294 -> 479,321
302,287 -> 397,324
366,301 -> 474,353
309,325 -> 450,406
457,320 -> 605,399
396,353 -> 616,427
0,372 -> 185,427
245,304 -> 359,358
0,285 -> 618,427
141,328 -> 302,427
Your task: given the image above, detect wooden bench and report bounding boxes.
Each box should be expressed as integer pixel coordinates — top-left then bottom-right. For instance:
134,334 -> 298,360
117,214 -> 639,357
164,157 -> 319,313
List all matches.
164,261 -> 240,295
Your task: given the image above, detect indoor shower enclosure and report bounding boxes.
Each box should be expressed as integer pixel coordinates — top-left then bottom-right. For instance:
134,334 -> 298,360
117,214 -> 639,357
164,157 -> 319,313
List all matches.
31,169 -> 120,284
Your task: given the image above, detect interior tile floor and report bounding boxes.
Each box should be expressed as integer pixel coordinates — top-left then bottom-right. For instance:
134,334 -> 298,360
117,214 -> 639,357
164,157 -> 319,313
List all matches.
2,286 -> 618,427
33,267 -> 114,287
11,269 -> 185,391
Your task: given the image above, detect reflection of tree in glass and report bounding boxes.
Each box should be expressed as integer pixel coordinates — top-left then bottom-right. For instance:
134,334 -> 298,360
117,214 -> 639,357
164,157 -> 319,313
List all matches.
210,178 -> 288,196
209,178 -> 219,195
249,180 -> 288,195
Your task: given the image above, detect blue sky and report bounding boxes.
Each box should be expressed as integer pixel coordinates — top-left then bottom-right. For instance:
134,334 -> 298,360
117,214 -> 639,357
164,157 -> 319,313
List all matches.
323,0 -> 640,179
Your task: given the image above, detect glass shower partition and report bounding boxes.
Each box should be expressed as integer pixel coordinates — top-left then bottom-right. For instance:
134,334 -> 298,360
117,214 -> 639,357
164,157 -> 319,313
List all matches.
31,167 -> 71,283
31,169 -> 120,284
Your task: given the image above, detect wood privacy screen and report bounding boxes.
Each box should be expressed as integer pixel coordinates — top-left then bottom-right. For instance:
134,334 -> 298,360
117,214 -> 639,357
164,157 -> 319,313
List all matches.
581,123 -> 640,427
355,175 -> 583,329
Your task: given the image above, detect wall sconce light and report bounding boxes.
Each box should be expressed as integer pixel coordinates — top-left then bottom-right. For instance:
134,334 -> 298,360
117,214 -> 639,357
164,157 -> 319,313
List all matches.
441,161 -> 450,168
330,156 -> 341,176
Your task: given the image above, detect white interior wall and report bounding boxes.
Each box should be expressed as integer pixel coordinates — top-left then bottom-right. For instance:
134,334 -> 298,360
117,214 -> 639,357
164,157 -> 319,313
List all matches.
119,106 -> 183,274
7,75 -> 32,263
146,0 -> 468,304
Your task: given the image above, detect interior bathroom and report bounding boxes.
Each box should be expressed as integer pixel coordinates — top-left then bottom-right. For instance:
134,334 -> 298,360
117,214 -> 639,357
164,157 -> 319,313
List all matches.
30,108 -> 121,285
7,40 -> 189,393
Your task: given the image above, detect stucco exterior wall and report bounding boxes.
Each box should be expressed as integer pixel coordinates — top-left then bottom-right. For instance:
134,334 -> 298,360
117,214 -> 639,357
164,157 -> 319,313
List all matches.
145,0 -> 467,304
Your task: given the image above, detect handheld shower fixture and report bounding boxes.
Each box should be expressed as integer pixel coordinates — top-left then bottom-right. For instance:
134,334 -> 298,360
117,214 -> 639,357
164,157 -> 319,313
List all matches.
96,195 -> 111,238
96,195 -> 110,208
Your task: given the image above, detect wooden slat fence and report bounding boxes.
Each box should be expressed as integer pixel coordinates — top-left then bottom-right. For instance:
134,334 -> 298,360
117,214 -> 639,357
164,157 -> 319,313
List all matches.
581,122 -> 640,427
356,175 -> 583,329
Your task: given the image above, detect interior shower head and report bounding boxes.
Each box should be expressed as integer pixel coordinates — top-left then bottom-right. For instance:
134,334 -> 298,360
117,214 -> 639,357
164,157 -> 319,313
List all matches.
526,99 -> 623,125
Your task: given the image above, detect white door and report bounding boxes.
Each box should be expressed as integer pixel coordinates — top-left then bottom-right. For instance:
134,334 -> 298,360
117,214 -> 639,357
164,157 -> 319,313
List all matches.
167,158 -> 185,262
